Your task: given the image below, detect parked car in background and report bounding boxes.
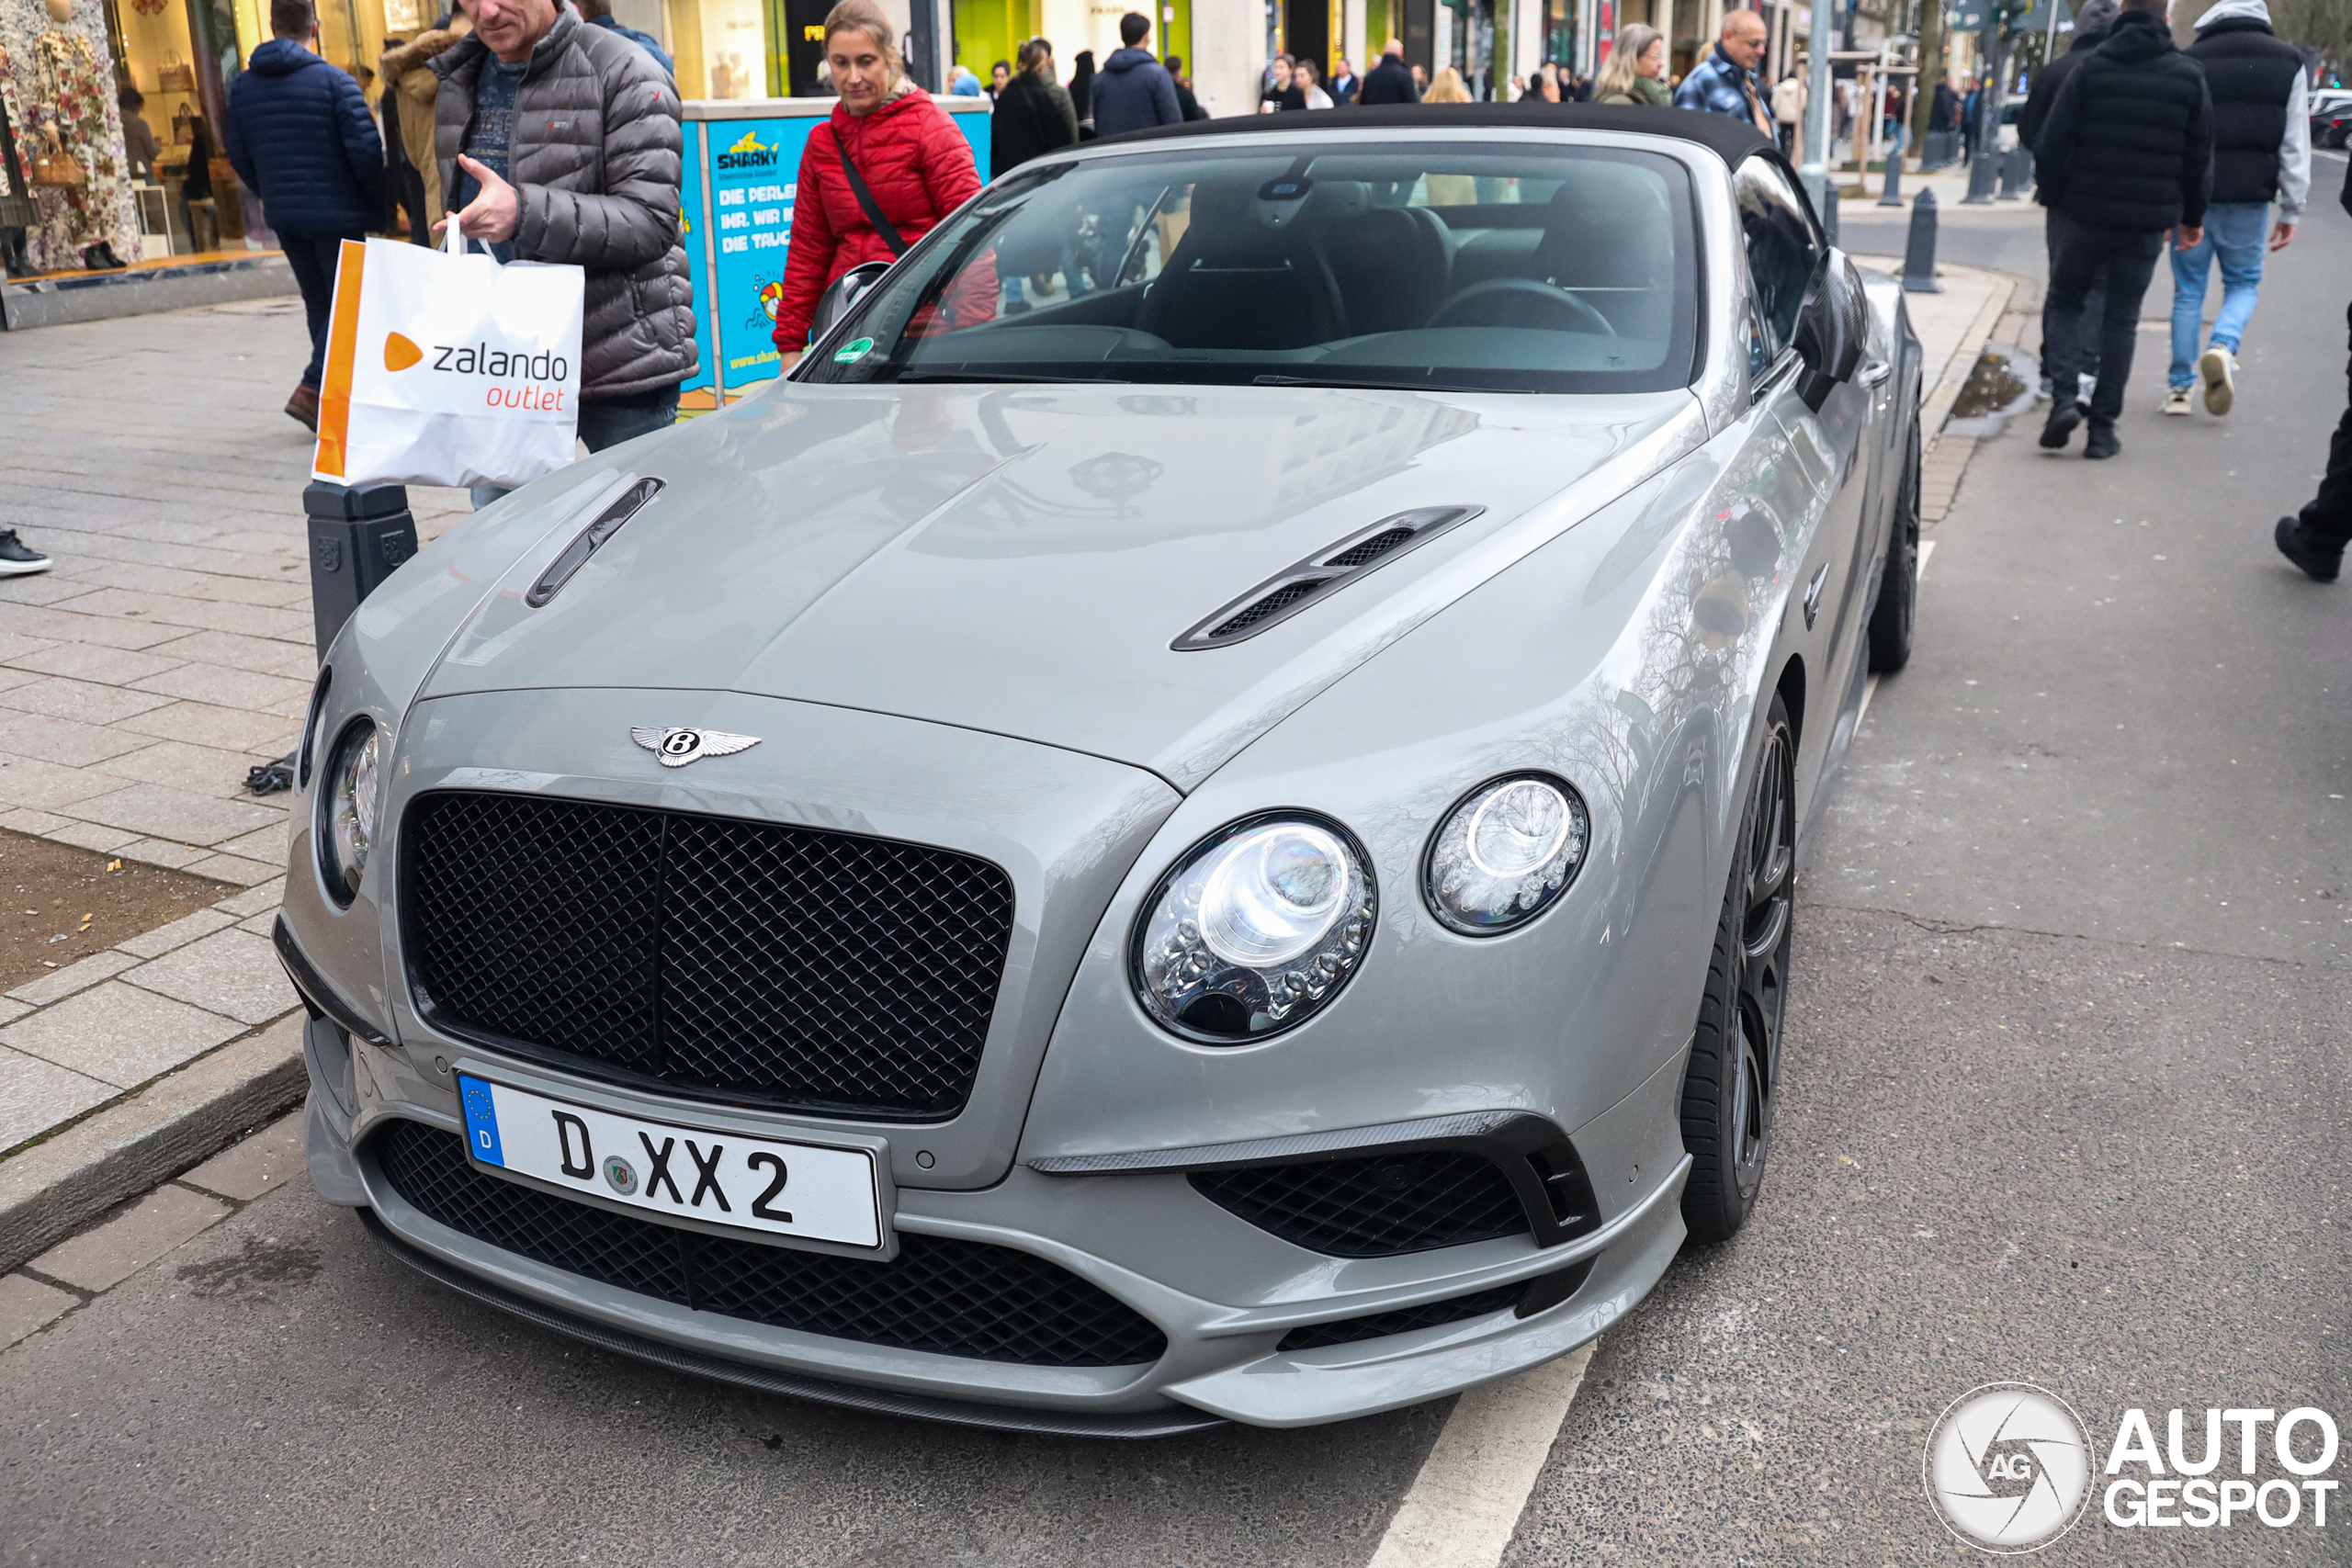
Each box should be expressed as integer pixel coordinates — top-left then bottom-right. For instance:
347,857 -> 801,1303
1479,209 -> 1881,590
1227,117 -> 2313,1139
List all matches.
2310,86 -> 2352,147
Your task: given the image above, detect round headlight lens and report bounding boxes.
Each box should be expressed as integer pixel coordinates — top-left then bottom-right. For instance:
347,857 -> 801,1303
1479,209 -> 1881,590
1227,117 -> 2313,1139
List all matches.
1425,774 -> 1588,934
1133,816 -> 1375,1043
320,720 -> 380,904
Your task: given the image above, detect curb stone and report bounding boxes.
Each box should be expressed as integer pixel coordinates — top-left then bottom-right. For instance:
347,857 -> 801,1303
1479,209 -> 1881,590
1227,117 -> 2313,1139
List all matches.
0,1013 -> 305,1275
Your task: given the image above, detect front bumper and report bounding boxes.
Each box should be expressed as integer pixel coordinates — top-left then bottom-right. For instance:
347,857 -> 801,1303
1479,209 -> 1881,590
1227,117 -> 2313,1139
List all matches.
303,1016 -> 1690,1432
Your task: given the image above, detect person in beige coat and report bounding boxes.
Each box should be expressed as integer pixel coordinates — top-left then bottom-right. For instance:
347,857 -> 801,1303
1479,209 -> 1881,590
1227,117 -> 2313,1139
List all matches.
379,10 -> 469,224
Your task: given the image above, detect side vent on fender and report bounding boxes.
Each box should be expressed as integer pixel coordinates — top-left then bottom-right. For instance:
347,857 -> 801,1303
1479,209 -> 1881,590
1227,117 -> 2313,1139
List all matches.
1170,505 -> 1486,650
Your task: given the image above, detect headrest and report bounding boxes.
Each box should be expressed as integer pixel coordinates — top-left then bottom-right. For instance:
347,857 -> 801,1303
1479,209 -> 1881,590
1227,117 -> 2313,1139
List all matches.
1181,181 -> 1297,267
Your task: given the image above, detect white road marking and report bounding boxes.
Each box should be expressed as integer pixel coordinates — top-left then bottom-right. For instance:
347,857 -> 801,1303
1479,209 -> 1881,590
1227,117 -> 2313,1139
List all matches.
1856,540 -> 1935,730
1366,1344 -> 1598,1568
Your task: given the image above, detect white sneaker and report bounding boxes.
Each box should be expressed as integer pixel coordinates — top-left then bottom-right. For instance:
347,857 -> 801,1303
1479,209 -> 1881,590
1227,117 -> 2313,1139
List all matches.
2079,372 -> 2098,402
2161,386 -> 2193,415
2199,345 -> 2236,416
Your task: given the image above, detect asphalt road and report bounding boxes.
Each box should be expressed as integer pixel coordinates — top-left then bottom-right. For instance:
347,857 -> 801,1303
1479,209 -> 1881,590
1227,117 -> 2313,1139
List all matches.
5,188 -> 2349,1565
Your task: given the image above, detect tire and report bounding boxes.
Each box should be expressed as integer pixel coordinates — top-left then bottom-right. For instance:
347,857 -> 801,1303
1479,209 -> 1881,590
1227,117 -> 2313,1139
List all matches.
1679,692 -> 1796,1246
1866,410 -> 1921,674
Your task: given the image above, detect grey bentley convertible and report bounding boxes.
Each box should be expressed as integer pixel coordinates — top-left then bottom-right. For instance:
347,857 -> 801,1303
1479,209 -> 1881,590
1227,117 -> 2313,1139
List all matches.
277,106 -> 1922,1435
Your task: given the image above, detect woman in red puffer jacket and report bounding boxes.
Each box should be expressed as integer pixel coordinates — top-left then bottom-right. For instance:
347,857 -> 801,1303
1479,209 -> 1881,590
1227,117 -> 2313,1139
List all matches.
773,0 -> 988,362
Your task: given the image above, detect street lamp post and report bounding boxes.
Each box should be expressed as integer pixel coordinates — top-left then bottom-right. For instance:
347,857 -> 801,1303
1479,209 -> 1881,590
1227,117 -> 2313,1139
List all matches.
1802,0 -> 1836,217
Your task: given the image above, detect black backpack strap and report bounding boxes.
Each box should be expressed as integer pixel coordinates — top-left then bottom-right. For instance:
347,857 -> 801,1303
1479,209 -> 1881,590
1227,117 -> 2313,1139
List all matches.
831,123 -> 910,257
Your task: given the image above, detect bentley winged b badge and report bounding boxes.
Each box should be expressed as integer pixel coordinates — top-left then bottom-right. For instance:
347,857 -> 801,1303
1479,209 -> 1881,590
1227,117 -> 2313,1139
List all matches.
630,727 -> 762,768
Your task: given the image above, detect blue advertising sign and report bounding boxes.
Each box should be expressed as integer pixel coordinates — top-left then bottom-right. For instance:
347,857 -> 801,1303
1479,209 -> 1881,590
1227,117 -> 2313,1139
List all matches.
680,100 -> 991,412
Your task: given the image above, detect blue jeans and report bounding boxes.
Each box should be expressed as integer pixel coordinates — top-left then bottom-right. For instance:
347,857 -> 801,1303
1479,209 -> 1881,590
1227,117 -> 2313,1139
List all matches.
470,384 -> 682,510
2168,202 -> 2269,389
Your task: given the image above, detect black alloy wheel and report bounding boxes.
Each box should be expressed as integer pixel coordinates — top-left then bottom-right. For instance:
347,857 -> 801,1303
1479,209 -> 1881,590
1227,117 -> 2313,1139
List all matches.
1679,692 -> 1797,1245
1867,412 -> 1921,673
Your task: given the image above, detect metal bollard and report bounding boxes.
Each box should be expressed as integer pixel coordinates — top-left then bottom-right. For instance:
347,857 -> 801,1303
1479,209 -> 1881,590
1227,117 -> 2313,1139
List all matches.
1822,181 -> 1840,248
1997,144 -> 2033,200
305,480 -> 418,661
1902,188 -> 1943,294
1962,138 -> 2000,205
1878,131 -> 1905,207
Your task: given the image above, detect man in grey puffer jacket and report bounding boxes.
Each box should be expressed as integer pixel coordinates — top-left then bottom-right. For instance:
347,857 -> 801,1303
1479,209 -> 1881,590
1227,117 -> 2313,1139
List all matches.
433,0 -> 695,501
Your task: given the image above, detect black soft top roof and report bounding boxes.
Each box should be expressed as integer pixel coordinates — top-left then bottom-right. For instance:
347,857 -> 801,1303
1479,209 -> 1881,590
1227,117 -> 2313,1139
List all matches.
1108,103 -> 1774,164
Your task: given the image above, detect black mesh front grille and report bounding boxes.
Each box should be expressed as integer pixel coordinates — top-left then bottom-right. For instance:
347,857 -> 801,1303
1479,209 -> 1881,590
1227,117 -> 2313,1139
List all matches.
1278,1285 -> 1521,1351
375,1121 -> 1166,1369
402,791 -> 1014,1119
1192,1151 -> 1532,1257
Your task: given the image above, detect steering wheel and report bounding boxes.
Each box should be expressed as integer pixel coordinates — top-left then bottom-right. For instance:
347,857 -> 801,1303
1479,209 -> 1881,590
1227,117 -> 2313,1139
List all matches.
1428,277 -> 1617,337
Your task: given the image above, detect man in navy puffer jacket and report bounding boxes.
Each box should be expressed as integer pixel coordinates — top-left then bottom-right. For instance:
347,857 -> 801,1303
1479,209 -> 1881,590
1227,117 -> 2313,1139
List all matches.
1091,12 -> 1181,138
225,0 -> 383,430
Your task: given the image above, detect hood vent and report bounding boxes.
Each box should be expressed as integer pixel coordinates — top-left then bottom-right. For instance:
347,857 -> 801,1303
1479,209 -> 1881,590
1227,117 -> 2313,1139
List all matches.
1172,505 -> 1485,651
526,477 -> 664,607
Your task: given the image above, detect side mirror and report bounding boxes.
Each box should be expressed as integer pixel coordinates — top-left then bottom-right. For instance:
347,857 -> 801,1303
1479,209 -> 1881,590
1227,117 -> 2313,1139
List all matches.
808,260 -> 892,345
1792,252 -> 1867,412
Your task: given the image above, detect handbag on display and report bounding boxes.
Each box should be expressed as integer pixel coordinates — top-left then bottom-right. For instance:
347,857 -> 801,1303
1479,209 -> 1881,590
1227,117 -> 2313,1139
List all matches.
29,129 -> 85,188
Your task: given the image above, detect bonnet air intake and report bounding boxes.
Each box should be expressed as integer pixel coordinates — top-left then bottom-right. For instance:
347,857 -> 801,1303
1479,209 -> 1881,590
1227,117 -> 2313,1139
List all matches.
1171,505 -> 1484,650
526,477 -> 664,606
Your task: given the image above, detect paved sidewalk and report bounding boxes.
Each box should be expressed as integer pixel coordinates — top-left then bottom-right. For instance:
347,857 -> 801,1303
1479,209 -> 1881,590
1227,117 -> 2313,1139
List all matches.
0,297 -> 467,1173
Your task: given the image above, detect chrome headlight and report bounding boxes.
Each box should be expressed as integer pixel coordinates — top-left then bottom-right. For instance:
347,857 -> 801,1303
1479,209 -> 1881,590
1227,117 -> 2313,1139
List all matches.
1132,815 -> 1375,1043
1424,774 -> 1589,934
318,719 -> 380,905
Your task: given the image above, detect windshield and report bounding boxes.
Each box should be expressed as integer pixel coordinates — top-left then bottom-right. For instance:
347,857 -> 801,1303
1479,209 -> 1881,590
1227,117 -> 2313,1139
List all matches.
797,141 -> 1700,394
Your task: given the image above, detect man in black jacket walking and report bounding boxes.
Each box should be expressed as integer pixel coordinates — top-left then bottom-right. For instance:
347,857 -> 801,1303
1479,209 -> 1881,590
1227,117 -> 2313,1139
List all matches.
2033,0 -> 2213,459
1359,39 -> 1419,104
2020,0 -> 2120,404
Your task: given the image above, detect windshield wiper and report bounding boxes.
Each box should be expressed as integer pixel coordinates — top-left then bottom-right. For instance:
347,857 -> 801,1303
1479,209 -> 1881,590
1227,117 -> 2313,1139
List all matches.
1252,373 -> 1497,394
893,368 -> 1123,384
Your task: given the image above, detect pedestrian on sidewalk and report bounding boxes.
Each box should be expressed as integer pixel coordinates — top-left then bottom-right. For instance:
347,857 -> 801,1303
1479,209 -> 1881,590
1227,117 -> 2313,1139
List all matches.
222,0 -> 384,432
2021,0 -> 2120,405
1166,55 -> 1208,119
769,0 -> 986,365
1092,11 -> 1182,135
1359,39 -> 1418,104
380,8 -> 469,243
2162,0 -> 2307,417
1673,11 -> 1773,138
1771,70 -> 1804,154
432,0 -> 697,507
2273,158 -> 2352,580
1594,27 -> 1670,106
576,0 -> 673,75
990,37 -> 1077,175
2031,0 -> 2214,460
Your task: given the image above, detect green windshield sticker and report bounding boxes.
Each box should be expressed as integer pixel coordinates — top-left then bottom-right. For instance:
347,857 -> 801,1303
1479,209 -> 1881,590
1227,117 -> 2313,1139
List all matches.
834,337 -> 876,364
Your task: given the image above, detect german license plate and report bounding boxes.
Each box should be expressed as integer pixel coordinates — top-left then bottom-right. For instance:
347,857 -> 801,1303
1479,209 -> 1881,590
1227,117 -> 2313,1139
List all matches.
455,1073 -> 882,1249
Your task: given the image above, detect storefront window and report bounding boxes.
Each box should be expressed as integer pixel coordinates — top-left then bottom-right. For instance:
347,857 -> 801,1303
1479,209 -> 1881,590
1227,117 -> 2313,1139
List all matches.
668,0 -> 767,98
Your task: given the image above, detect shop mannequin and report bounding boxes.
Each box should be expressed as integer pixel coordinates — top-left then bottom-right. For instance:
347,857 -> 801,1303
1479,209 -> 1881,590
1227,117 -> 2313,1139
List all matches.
24,0 -> 128,268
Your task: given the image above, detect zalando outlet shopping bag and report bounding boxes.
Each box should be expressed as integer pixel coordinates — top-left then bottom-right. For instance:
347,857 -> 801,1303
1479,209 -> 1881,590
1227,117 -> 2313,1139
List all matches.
311,227 -> 585,491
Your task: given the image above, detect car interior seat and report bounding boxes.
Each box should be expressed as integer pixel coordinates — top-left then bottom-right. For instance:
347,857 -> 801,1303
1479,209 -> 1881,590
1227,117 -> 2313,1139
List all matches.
1317,196 -> 1454,337
1533,164 -> 1675,338
1134,180 -> 1349,349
